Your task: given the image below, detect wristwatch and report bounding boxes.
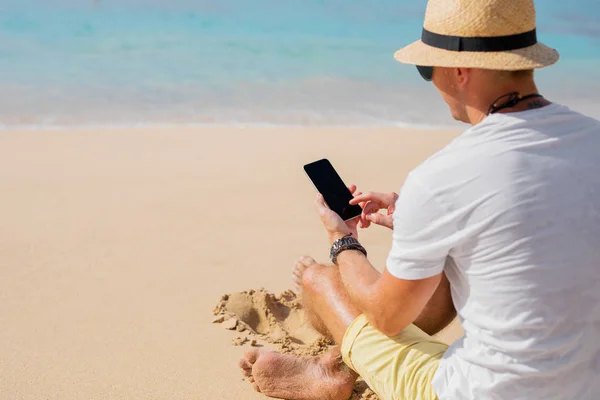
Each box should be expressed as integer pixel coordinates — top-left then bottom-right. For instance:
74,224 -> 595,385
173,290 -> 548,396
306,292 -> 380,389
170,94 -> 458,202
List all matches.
330,235 -> 367,265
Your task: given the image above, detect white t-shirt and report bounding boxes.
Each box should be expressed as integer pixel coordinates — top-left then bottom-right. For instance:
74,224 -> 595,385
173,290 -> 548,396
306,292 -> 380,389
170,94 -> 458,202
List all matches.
387,104 -> 600,399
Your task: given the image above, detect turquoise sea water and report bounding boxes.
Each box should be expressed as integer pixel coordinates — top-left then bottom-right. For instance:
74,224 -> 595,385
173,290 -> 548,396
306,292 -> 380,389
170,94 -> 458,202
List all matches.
0,0 -> 599,128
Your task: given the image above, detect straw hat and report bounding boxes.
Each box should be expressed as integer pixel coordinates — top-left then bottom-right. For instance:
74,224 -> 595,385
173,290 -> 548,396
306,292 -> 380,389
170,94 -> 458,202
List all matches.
395,0 -> 559,70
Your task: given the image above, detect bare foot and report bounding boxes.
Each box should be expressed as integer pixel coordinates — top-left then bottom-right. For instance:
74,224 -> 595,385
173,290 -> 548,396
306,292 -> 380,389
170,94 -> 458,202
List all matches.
239,348 -> 356,400
292,256 -> 317,294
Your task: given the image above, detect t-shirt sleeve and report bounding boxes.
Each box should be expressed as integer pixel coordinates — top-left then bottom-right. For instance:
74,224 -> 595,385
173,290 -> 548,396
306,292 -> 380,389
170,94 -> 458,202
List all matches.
386,173 -> 459,280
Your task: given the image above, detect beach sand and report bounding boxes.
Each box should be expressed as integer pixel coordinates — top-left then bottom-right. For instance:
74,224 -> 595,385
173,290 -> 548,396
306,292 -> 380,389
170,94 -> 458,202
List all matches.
0,127 -> 463,399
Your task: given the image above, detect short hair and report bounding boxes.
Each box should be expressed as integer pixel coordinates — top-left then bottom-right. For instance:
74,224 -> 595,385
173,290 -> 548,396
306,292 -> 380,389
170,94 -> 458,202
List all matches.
510,69 -> 534,79
495,69 -> 534,80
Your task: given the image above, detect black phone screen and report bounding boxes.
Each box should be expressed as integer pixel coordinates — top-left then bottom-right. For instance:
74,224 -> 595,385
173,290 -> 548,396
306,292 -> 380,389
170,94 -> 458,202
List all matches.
303,159 -> 362,221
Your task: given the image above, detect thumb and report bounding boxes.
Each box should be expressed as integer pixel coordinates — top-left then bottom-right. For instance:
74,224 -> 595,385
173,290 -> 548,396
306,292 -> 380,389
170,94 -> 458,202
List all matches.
315,194 -> 330,215
367,213 -> 393,229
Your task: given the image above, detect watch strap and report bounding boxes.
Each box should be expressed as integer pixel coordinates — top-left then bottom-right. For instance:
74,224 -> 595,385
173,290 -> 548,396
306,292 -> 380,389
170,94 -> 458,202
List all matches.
330,235 -> 367,265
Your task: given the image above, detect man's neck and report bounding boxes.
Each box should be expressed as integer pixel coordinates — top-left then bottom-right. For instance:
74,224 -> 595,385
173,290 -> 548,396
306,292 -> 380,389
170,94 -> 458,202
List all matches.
466,81 -> 549,125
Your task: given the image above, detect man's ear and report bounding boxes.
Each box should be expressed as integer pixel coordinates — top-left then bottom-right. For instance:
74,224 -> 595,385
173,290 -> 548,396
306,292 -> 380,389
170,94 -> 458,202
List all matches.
456,68 -> 470,88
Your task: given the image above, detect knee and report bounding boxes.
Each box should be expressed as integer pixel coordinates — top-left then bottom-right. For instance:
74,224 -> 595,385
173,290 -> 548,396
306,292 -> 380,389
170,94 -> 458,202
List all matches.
301,264 -> 335,294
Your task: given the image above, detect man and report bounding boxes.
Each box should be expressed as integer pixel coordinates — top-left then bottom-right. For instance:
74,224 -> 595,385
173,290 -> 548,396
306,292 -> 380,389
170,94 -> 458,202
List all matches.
239,0 -> 600,398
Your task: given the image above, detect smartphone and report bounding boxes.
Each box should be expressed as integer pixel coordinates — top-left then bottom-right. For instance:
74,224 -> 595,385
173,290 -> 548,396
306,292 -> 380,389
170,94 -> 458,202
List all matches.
303,159 -> 362,221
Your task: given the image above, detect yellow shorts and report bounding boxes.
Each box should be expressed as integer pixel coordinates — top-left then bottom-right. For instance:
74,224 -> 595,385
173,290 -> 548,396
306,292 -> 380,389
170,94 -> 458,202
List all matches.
341,314 -> 448,400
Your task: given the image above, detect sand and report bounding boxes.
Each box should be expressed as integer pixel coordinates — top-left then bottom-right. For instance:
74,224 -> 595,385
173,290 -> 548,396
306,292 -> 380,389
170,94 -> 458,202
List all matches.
213,290 -> 331,355
0,126 -> 463,399
212,288 -> 460,400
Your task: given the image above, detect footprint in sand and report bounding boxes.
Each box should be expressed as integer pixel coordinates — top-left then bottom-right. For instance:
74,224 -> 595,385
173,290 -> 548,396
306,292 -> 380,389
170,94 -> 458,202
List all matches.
213,289 -> 330,355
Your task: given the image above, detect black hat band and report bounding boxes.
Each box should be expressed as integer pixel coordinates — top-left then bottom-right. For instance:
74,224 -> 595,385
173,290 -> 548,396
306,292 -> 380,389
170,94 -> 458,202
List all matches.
421,28 -> 537,52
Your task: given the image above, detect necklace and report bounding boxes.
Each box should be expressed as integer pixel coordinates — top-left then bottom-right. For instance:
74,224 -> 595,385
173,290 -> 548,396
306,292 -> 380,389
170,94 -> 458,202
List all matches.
487,92 -> 544,115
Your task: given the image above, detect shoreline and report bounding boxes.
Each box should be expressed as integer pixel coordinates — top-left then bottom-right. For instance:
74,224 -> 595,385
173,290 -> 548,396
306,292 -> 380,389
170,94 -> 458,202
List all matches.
0,120 -> 463,132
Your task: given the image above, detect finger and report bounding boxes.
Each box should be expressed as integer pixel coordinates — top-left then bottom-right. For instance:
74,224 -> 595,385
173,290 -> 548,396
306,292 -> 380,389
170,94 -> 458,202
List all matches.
349,192 -> 382,205
348,184 -> 357,195
363,201 -> 381,215
366,212 -> 383,227
351,192 -> 368,212
349,195 -> 365,205
352,192 -> 363,205
388,193 -> 399,214
361,201 -> 384,228
360,206 -> 372,229
360,213 -> 370,229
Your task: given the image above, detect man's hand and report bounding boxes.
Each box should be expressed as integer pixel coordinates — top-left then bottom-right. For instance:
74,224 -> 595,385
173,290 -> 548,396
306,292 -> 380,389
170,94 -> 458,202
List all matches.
315,185 -> 360,244
349,191 -> 398,230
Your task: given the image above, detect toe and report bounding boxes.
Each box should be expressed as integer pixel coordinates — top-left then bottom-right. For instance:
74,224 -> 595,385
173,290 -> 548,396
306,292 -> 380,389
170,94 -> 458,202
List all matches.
292,260 -> 305,276
244,349 -> 260,365
252,382 -> 261,392
292,266 -> 303,277
292,267 -> 302,280
293,256 -> 317,282
293,258 -> 311,292
299,256 -> 317,267
292,274 -> 302,286
252,351 -> 280,377
239,359 -> 253,377
294,256 -> 316,271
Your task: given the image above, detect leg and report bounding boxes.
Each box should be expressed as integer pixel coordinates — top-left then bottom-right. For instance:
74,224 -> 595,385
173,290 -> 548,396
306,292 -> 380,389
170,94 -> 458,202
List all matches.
238,257 -> 361,399
292,257 -> 331,336
239,347 -> 356,400
290,257 -> 448,400
292,256 -> 361,344
294,257 -> 457,340
338,315 -> 447,400
292,257 -> 456,343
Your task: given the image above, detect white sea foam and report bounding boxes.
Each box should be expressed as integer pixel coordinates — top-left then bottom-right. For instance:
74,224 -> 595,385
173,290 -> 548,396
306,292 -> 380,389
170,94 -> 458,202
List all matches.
0,0 -> 598,130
